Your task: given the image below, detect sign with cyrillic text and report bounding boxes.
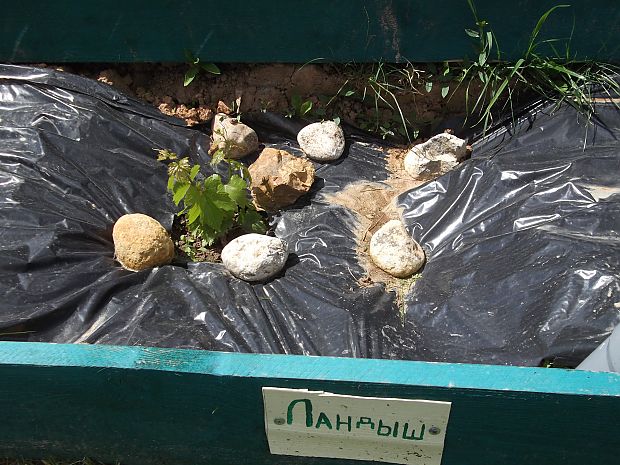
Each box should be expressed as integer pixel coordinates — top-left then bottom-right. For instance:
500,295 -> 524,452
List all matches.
263,388 -> 451,465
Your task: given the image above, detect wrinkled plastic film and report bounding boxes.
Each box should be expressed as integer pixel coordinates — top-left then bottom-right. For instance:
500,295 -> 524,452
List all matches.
1,64 -> 619,367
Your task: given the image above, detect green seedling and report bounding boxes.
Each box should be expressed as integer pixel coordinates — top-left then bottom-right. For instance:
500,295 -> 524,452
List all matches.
184,52 -> 221,87
326,62 -> 423,142
287,94 -> 314,118
156,148 -> 264,248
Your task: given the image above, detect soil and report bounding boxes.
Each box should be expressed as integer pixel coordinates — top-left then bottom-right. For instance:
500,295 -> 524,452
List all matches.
171,216 -> 223,263
37,63 -> 470,138
323,146 -> 428,313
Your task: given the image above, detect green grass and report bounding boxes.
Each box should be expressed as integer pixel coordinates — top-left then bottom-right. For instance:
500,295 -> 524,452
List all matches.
448,1 -> 620,134
312,2 -> 619,142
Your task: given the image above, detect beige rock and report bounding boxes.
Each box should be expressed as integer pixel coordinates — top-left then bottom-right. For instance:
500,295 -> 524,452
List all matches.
404,133 -> 468,178
297,121 -> 345,162
212,113 -> 259,159
221,234 -> 289,282
369,220 -> 425,278
113,213 -> 174,272
248,148 -> 315,211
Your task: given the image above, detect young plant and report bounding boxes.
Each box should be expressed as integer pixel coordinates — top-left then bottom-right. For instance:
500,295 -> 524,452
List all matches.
184,51 -> 221,87
327,62 -> 423,142
156,149 -> 265,248
286,94 -> 313,118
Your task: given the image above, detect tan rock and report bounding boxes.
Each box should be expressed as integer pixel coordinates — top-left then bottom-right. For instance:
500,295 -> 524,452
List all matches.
248,148 -> 315,211
369,220 -> 425,278
404,133 -> 468,178
212,113 -> 259,159
113,213 -> 174,272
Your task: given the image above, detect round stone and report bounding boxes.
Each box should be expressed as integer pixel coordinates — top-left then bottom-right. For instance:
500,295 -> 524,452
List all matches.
113,213 -> 174,271
369,220 -> 425,278
404,133 -> 467,178
212,113 -> 259,159
221,234 -> 289,281
297,121 -> 345,162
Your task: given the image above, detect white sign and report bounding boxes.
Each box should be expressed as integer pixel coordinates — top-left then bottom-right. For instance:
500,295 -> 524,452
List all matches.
263,388 -> 451,465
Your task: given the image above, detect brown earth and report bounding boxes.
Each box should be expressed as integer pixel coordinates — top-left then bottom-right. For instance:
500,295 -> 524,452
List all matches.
323,145 -> 430,314
38,63 -> 471,138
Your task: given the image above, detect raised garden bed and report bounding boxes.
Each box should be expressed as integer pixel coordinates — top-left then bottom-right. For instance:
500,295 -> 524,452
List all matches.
1,2 -> 620,465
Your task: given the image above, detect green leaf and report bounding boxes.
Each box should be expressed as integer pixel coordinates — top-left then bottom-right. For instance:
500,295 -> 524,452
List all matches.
204,173 -> 224,191
478,51 -> 487,66
184,67 -> 199,87
291,94 -> 302,111
526,5 -> 570,57
189,164 -> 200,181
199,227 -> 219,246
465,28 -> 479,38
241,208 -> 266,234
210,149 -> 226,166
223,175 -> 249,206
425,81 -> 433,92
344,90 -> 356,97
201,62 -> 221,75
486,31 -> 493,53
197,195 -> 225,230
167,176 -> 175,192
441,85 -> 450,98
172,183 -> 191,205
212,194 -> 237,212
300,100 -> 313,116
187,202 -> 201,224
200,175 -> 236,227
332,116 -> 341,125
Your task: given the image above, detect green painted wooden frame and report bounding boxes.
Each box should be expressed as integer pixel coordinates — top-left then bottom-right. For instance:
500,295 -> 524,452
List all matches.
1,341 -> 619,464
2,1 -> 620,63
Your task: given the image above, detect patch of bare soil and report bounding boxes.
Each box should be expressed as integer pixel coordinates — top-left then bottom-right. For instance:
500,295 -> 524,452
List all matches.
40,63 -> 468,135
323,146 -> 426,313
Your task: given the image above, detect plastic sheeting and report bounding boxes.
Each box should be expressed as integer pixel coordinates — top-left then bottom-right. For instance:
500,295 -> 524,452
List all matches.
399,99 -> 620,366
1,64 -> 619,366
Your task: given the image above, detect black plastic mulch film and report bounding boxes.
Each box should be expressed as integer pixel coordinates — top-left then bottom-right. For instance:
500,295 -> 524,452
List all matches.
0,65 -> 618,367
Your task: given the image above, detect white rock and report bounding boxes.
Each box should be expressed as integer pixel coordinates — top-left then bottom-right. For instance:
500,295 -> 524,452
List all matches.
212,113 -> 259,159
369,220 -> 425,278
221,234 -> 289,281
297,121 -> 345,162
404,133 -> 467,178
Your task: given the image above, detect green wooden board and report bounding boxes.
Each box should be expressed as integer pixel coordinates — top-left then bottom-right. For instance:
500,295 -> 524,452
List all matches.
1,341 -> 619,464
1,1 -> 619,63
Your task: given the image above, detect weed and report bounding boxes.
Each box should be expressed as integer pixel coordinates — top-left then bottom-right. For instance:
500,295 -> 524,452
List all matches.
183,51 -> 220,87
452,1 -> 620,133
286,94 -> 313,118
156,147 -> 264,248
328,62 -> 423,142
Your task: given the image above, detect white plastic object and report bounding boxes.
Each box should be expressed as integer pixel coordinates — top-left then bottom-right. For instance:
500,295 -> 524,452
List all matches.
576,324 -> 620,373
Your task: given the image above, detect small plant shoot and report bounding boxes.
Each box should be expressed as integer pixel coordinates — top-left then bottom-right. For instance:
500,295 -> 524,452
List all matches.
184,51 -> 221,87
156,148 -> 265,249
